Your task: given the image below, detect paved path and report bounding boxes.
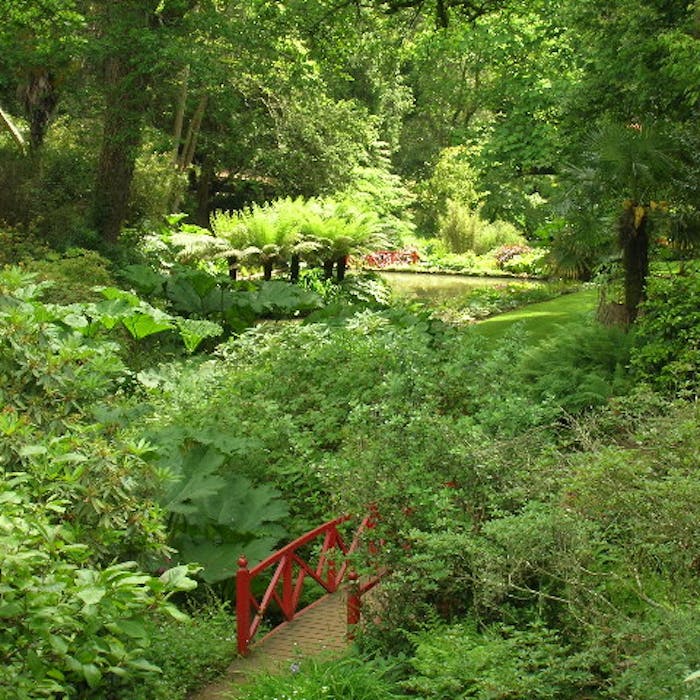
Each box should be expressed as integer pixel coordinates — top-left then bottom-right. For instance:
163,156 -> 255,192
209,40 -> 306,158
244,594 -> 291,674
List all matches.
189,591 -> 349,700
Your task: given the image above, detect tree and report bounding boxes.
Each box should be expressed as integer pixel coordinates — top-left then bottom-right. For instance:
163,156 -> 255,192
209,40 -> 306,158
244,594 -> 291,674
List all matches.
559,122 -> 683,324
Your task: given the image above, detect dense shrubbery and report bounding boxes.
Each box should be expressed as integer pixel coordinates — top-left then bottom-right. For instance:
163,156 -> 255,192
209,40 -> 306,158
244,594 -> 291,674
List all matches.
2,244 -> 698,698
0,267 -> 206,697
630,266 -> 700,395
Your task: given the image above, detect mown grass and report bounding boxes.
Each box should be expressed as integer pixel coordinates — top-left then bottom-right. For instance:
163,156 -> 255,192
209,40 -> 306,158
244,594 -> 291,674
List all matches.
472,287 -> 599,341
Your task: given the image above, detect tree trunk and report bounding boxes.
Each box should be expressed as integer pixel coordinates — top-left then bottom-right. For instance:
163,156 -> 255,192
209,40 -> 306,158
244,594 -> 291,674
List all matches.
323,259 -> 334,279
179,94 -> 208,172
336,256 -> 347,281
227,256 -> 238,280
263,261 -> 273,281
21,69 -> 59,150
619,203 -> 649,324
0,106 -> 26,152
195,155 -> 214,227
289,253 -> 300,282
171,66 -> 189,165
92,54 -> 145,243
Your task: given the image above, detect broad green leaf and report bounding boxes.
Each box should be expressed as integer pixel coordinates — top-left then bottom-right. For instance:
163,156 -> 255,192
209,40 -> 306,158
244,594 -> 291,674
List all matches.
178,536 -> 278,583
159,564 -> 199,591
177,318 -> 223,353
164,445 -> 227,514
108,619 -> 147,639
77,587 -> 106,606
122,313 -> 174,340
82,663 -> 102,688
120,264 -> 167,296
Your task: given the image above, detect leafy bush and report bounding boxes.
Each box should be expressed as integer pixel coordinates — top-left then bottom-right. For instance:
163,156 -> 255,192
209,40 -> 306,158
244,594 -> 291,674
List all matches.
239,655 -> 400,700
516,322 -> 632,413
605,607 -> 700,700
413,145 -> 482,236
119,601 -> 238,700
0,118 -> 98,247
405,621 -> 591,699
21,247 -> 116,304
158,437 -> 289,582
630,268 -> 700,395
438,201 -> 526,255
0,476 -> 197,699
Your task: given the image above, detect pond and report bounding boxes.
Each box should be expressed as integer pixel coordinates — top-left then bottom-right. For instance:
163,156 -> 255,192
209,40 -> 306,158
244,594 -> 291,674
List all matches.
379,271 -> 538,301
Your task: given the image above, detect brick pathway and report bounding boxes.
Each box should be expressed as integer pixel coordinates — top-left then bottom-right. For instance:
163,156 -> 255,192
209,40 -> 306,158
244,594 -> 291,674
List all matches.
189,590 -> 350,700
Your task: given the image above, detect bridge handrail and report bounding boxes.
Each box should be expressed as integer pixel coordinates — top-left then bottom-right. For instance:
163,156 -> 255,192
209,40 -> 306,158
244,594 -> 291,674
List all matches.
236,513 -> 375,655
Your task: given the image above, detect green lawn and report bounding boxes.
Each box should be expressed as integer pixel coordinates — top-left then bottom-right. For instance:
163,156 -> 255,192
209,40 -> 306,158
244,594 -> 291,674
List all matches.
472,287 -> 599,342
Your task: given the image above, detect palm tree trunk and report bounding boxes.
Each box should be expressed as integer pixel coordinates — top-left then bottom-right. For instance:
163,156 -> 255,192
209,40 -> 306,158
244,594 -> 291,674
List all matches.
263,261 -> 273,281
619,204 -> 649,324
323,259 -> 334,280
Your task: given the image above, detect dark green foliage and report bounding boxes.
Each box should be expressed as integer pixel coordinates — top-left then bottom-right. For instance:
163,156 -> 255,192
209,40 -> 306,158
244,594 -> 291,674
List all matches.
160,439 -> 289,582
120,263 -> 324,335
630,267 -> 700,394
604,607 -> 700,700
405,621 -> 592,699
516,322 -> 632,412
119,603 -> 238,700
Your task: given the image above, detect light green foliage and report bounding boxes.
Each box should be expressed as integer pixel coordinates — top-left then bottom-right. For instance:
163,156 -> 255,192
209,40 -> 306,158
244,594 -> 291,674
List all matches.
630,268 -> 700,394
414,146 -> 482,237
239,655 -> 400,700
0,478 -> 198,699
433,282 -> 567,325
341,159 -> 417,246
0,268 -> 168,561
129,140 -> 185,225
211,194 -> 384,280
438,201 -> 526,255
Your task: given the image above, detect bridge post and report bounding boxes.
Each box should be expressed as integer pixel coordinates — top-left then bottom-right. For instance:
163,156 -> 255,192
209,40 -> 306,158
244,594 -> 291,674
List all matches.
347,570 -> 361,638
236,555 -> 251,656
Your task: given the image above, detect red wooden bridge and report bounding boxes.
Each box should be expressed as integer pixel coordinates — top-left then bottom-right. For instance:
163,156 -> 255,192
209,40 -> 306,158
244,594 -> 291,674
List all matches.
191,514 -> 384,699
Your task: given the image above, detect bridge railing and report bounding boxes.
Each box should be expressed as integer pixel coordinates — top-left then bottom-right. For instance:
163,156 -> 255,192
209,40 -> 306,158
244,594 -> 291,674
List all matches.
235,513 -> 377,656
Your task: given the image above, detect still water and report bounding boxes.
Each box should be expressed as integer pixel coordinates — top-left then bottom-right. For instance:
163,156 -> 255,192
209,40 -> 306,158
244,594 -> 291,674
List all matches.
379,271 -> 535,301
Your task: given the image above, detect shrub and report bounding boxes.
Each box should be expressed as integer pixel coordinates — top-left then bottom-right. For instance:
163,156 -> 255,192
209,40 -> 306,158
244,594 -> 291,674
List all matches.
630,268 -> 700,395
239,655 -> 400,700
21,247 -> 116,304
472,218 -> 526,256
0,476 -> 197,699
438,201 -> 527,255
0,118 -> 98,247
605,607 -> 700,700
119,601 -> 238,700
413,145 -> 482,236
438,199 -> 482,253
516,322 -> 632,413
405,621 -> 591,699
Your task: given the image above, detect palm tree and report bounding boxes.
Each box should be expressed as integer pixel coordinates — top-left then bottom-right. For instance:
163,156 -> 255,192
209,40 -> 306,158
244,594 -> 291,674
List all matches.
557,122 -> 681,324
